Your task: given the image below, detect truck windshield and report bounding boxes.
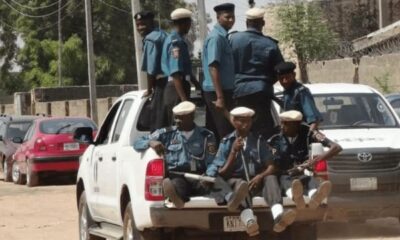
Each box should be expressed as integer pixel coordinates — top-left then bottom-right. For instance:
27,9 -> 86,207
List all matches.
314,93 -> 398,129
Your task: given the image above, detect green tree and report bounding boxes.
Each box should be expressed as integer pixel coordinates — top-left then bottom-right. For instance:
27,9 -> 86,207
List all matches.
274,2 -> 338,83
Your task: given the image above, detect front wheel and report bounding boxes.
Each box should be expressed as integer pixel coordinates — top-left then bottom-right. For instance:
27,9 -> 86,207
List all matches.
78,191 -> 103,240
123,202 -> 161,240
12,161 -> 25,185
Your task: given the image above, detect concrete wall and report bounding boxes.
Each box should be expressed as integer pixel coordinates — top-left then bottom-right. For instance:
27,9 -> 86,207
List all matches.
307,53 -> 400,93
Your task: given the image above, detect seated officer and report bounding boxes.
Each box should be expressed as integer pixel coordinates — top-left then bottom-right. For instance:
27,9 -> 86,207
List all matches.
269,110 -> 342,209
275,62 -> 323,132
206,107 -> 296,236
134,101 -> 218,208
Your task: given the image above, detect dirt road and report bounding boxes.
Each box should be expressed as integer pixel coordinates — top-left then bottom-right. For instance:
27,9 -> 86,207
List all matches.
1,175 -> 399,240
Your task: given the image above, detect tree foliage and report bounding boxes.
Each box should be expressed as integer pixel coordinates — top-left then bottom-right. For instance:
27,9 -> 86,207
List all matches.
274,2 -> 338,82
0,0 -> 186,94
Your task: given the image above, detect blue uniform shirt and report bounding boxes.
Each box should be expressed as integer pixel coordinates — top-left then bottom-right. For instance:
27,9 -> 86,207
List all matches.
268,124 -> 331,172
134,126 -> 217,173
206,131 -> 273,178
229,28 -> 284,98
283,82 -> 323,124
202,24 -> 235,92
161,30 -> 192,78
141,28 -> 167,76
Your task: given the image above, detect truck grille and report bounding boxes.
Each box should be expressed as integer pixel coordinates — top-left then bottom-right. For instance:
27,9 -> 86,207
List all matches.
328,152 -> 400,172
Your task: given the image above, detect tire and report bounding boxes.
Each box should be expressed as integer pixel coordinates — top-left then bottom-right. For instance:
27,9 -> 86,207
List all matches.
26,160 -> 39,187
78,191 -> 103,240
12,161 -> 25,185
123,202 -> 161,240
3,159 -> 12,182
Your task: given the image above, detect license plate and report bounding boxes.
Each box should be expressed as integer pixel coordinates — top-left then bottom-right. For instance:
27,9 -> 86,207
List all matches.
350,177 -> 377,191
64,142 -> 79,151
223,216 -> 246,232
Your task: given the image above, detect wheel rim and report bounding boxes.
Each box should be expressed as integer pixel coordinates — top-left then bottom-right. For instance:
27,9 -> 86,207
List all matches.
12,162 -> 20,183
3,160 -> 8,178
80,204 -> 88,240
126,217 -> 134,240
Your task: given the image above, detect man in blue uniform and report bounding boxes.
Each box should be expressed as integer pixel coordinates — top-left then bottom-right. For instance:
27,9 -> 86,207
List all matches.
133,101 -> 218,208
134,11 -> 167,131
275,62 -> 323,131
206,107 -> 297,235
229,7 -> 284,139
161,8 -> 195,126
268,110 -> 342,209
202,3 -> 236,142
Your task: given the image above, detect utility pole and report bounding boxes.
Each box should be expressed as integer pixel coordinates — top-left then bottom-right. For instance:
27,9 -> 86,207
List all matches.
130,0 -> 147,90
379,0 -> 383,29
58,0 -> 63,86
84,0 -> 98,124
197,0 -> 207,48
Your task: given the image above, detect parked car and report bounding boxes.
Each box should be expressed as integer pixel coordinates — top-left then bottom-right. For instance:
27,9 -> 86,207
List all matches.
0,115 -> 40,182
12,117 -> 97,187
276,83 -> 400,223
385,93 -> 400,117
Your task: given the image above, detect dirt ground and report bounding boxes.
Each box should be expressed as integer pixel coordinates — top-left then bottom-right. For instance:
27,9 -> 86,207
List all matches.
1,173 -> 400,240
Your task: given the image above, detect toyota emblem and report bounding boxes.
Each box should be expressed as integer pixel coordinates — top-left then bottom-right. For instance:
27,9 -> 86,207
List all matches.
357,152 -> 373,163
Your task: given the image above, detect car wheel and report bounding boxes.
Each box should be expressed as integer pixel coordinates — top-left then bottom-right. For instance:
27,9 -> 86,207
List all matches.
26,161 -> 39,187
3,159 -> 12,182
78,191 -> 103,240
12,161 -> 25,185
123,202 -> 162,240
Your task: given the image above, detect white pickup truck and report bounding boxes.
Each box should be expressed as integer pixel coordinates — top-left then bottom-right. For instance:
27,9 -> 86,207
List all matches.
75,83 -> 400,240
75,90 -> 322,240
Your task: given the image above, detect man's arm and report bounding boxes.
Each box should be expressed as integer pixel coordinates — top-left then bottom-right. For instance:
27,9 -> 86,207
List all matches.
309,131 -> 342,164
209,63 -> 225,110
218,137 -> 243,178
300,89 -> 323,131
171,73 -> 188,101
206,37 -> 225,111
144,74 -> 156,97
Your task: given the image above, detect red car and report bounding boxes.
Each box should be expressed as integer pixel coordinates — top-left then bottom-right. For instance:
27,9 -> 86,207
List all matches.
11,117 -> 97,187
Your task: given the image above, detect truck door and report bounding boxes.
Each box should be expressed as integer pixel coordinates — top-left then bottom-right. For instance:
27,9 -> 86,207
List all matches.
96,99 -> 134,222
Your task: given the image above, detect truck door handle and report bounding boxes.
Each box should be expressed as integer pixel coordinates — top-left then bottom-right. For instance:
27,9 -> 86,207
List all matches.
98,157 -> 103,162
112,156 -> 117,161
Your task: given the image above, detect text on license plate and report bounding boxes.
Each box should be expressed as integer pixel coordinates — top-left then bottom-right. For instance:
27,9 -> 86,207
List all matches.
64,142 -> 79,151
350,177 -> 377,191
223,216 -> 246,232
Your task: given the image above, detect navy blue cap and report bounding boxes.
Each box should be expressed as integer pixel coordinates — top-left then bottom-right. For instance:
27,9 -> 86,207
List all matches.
213,3 -> 235,12
134,11 -> 155,20
275,62 -> 296,75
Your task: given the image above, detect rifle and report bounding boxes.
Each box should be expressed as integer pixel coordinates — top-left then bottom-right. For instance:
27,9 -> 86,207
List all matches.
169,171 -> 216,183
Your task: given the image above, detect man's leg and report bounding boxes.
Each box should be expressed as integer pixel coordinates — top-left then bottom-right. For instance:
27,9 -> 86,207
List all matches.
265,175 -> 297,233
162,176 -> 189,209
306,177 -> 332,209
281,175 -> 306,210
151,77 -> 168,131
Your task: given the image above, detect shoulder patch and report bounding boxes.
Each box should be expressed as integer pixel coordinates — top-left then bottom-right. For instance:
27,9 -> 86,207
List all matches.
207,143 -> 217,155
171,45 -> 180,59
313,131 -> 327,142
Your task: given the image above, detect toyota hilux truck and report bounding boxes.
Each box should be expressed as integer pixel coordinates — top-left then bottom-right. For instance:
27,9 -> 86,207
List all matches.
75,91 -> 325,240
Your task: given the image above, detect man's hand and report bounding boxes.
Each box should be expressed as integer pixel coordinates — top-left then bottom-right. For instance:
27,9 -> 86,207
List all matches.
307,154 -> 324,167
232,137 -> 244,153
142,89 -> 153,98
213,98 -> 225,112
149,140 -> 165,156
288,167 -> 303,177
249,174 -> 264,191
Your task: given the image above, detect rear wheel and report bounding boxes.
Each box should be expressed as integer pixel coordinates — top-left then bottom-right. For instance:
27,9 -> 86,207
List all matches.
26,161 -> 39,187
3,159 -> 12,182
12,161 -> 25,185
123,202 -> 161,240
78,191 -> 103,240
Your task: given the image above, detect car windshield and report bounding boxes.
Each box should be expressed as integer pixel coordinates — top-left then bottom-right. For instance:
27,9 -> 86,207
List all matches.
40,118 -> 97,134
314,93 -> 398,129
6,122 -> 32,139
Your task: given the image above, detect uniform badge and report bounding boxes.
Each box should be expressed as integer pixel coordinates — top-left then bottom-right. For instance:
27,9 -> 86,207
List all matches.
271,148 -> 277,155
172,47 -> 180,59
207,143 -> 217,154
171,139 -> 180,145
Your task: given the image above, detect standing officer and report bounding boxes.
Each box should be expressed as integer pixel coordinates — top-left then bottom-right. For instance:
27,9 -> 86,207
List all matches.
161,8 -> 194,126
275,62 -> 323,131
229,7 -> 284,139
268,110 -> 342,209
202,3 -> 236,142
206,107 -> 297,235
134,11 -> 167,131
133,101 -> 217,208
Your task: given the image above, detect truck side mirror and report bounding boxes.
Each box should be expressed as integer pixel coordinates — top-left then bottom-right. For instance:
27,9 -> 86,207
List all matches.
12,137 -> 23,144
74,127 -> 94,145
